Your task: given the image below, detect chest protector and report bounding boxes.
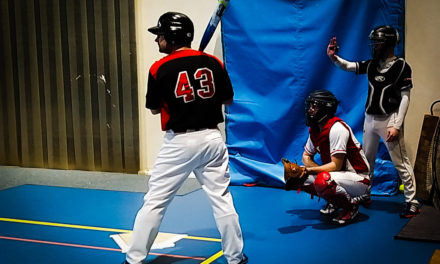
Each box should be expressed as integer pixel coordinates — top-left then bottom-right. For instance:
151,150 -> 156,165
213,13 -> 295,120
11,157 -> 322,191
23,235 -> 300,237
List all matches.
309,117 -> 369,174
365,59 -> 406,115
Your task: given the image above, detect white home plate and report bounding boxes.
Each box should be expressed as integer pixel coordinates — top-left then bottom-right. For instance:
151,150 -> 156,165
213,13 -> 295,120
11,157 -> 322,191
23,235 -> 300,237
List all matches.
110,232 -> 188,253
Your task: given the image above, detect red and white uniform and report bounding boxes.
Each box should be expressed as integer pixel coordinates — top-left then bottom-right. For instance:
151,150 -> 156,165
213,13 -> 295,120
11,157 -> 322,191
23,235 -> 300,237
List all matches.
303,117 -> 370,198
126,49 -> 245,264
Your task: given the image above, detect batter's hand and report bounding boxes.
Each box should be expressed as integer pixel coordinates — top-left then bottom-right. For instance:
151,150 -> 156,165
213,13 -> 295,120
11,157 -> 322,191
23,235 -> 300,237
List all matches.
386,127 -> 400,142
327,37 -> 339,61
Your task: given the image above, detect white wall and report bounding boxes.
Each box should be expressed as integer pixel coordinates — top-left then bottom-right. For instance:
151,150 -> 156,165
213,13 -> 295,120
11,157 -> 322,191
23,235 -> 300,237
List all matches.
135,0 -> 224,174
405,0 -> 440,163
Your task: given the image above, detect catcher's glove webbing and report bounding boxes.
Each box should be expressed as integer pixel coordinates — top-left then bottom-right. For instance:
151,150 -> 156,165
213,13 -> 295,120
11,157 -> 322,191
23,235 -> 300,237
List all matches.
282,158 -> 308,191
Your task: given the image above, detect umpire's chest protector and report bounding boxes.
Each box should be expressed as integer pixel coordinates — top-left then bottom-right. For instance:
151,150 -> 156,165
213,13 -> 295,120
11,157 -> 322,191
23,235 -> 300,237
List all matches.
365,58 -> 411,115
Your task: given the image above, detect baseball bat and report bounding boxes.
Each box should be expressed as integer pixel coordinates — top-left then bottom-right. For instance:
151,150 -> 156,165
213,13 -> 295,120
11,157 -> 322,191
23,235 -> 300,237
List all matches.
198,0 -> 230,52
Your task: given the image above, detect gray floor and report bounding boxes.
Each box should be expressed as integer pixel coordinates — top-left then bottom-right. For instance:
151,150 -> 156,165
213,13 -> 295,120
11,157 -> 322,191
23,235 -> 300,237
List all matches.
0,166 -> 201,195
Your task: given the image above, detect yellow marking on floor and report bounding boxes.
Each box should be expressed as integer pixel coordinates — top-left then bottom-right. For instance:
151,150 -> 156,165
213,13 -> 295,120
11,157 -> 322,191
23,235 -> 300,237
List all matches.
201,250 -> 223,264
0,217 -> 222,242
0,217 -> 130,233
186,235 -> 222,242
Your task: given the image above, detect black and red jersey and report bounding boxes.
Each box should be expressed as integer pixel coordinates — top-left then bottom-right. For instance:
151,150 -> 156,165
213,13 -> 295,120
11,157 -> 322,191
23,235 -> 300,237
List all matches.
146,49 -> 234,131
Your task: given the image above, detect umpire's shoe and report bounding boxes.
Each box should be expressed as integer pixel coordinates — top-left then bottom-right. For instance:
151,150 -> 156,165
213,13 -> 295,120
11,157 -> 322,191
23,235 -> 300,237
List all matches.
400,202 -> 421,218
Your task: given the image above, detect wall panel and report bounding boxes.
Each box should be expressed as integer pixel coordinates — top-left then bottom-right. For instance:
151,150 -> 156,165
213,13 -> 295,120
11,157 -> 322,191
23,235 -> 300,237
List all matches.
0,0 -> 139,173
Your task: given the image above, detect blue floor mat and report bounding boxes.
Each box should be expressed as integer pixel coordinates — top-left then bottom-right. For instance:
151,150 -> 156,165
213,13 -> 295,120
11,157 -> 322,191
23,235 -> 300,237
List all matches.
0,184 -> 439,263
233,186 -> 439,264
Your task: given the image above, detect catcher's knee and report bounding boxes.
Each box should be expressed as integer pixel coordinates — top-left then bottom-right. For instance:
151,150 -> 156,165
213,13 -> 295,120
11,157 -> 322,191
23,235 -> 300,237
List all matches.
314,171 -> 336,198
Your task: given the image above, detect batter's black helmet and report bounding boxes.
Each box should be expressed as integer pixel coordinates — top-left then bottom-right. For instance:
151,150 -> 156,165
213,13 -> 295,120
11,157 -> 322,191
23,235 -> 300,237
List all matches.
305,90 -> 339,126
148,12 -> 194,45
369,25 -> 400,47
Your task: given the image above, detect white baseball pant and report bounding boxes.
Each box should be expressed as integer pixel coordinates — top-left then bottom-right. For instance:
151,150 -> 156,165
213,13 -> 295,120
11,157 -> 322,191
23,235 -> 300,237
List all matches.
126,128 -> 244,264
304,171 -> 369,198
363,113 -> 418,204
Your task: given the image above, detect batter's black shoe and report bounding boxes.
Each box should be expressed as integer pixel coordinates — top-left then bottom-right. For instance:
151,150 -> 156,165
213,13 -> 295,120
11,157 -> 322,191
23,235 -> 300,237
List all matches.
400,202 -> 421,218
238,254 -> 248,264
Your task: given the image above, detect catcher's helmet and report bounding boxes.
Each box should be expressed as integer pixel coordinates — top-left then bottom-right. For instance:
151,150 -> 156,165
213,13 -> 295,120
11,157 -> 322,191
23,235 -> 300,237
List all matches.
369,25 -> 400,47
148,12 -> 194,45
305,90 -> 339,126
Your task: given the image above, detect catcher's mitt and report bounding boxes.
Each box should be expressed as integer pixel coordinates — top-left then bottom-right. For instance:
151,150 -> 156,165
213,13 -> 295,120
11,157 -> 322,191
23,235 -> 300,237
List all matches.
282,158 -> 308,191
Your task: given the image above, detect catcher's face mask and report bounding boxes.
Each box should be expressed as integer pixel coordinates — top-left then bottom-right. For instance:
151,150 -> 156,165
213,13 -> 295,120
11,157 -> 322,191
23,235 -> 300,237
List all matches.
305,100 -> 327,126
305,90 -> 339,126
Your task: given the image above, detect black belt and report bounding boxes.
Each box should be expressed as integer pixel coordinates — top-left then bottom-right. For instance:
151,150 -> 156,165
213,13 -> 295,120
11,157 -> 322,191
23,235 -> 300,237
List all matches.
172,126 -> 217,133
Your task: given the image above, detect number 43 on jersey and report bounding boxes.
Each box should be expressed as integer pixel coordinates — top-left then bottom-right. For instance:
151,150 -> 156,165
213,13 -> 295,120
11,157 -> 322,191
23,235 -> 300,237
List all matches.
175,68 -> 215,103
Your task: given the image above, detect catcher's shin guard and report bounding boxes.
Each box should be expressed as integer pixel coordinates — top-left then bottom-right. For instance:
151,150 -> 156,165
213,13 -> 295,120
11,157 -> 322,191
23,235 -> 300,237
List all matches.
314,172 -> 354,211
314,172 -> 359,224
326,193 -> 353,211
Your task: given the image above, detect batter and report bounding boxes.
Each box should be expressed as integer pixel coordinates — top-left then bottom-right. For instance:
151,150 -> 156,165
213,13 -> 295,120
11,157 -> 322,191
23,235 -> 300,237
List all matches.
124,12 -> 247,264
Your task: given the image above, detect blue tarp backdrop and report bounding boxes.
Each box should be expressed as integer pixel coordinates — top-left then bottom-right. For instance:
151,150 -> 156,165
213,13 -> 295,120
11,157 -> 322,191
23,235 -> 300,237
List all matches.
221,0 -> 405,189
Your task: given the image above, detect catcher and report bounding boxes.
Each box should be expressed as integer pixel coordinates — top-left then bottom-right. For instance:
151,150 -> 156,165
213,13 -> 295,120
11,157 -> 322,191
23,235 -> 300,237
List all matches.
282,90 -> 370,224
